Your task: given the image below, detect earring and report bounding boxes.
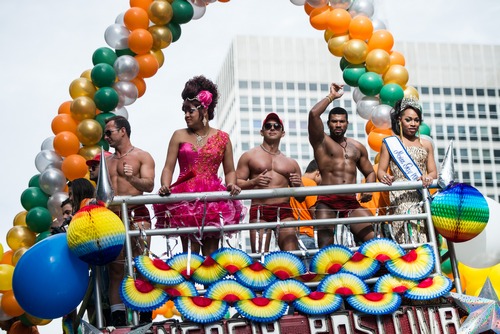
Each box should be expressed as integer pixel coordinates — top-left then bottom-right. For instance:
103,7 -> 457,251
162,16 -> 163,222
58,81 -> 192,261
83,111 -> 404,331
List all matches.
418,127 -> 422,145
399,121 -> 403,140
202,116 -> 208,127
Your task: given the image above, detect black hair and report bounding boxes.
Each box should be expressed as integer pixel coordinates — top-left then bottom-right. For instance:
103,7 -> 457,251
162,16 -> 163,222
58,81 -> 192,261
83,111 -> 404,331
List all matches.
181,75 -> 219,120
60,198 -> 71,208
68,178 -> 95,212
305,160 -> 318,173
391,99 -> 423,136
106,115 -> 131,137
328,107 -> 348,122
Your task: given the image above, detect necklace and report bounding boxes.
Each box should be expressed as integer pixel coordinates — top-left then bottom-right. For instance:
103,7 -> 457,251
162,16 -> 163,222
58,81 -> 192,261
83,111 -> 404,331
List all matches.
260,144 -> 281,156
336,138 -> 349,159
113,146 -> 135,159
194,130 -> 209,147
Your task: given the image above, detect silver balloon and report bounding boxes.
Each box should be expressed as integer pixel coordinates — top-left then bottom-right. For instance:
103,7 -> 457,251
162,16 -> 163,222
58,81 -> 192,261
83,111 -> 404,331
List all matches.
114,55 -> 139,81
370,104 -> 392,129
329,0 -> 353,9
290,0 -> 307,5
352,87 -> 366,103
115,11 -> 125,25
35,150 -> 63,173
104,23 -> 130,50
39,167 -> 67,195
438,140 -> 457,189
41,136 -> 55,151
96,148 -> 115,206
349,0 -> 374,18
356,96 -> 379,120
372,18 -> 387,31
307,0 -> 329,8
112,106 -> 129,119
113,81 -> 139,107
47,191 -> 69,219
187,0 -> 206,20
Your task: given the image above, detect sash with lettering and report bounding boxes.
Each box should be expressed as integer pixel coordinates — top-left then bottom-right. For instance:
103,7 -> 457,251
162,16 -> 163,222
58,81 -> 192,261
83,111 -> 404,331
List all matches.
383,136 -> 422,182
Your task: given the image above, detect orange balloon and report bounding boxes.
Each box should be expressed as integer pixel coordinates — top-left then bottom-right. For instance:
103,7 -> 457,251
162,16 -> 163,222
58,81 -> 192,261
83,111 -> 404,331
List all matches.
328,8 -> 351,35
130,0 -> 153,11
128,28 -> 154,55
135,54 -> 159,78
13,211 -> 27,226
349,15 -> 373,41
0,250 -> 13,265
368,131 -> 390,152
304,2 -> 315,15
309,6 -> 331,31
327,34 -> 350,57
367,29 -> 394,52
365,120 -> 375,135
389,50 -> 405,66
131,77 -> 147,97
51,114 -> 78,135
383,64 -> 409,87
53,131 -> 81,157
58,101 -> 72,115
372,126 -> 393,135
61,154 -> 88,181
1,290 -> 24,317
124,7 -> 150,31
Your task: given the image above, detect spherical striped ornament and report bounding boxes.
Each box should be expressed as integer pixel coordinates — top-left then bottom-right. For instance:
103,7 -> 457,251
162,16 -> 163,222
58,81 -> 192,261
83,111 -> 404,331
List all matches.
67,204 -> 125,265
431,183 -> 489,242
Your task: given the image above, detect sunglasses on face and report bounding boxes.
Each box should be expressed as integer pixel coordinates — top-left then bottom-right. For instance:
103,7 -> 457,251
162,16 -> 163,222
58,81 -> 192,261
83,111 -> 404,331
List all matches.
264,122 -> 282,130
104,128 -> 119,137
89,165 -> 99,171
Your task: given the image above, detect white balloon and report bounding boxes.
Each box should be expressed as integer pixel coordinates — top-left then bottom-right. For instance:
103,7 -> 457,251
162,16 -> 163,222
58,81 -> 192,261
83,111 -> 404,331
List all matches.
187,0 -> 206,20
113,81 -> 138,107
371,104 -> 392,129
47,191 -> 69,220
40,136 -> 54,151
455,197 -> 500,268
290,0 -> 307,5
356,96 -> 379,120
372,18 -> 387,31
35,150 -> 63,173
112,106 -> 129,119
114,55 -> 139,81
352,87 -> 366,103
115,12 -> 125,25
39,167 -> 67,195
104,23 -> 130,50
307,0 -> 329,8
349,0 -> 374,18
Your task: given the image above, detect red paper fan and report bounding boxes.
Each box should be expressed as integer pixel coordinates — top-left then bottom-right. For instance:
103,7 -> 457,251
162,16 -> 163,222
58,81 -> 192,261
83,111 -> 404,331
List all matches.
135,255 -> 185,285
120,276 -> 168,312
263,279 -> 311,302
211,247 -> 253,274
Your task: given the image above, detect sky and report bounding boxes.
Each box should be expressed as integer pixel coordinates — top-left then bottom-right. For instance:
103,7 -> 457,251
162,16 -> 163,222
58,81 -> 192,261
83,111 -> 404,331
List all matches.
0,0 -> 499,332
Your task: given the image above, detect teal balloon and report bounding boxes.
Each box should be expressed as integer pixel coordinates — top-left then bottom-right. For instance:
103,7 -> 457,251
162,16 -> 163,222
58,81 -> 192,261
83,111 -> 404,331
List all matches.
91,63 -> 116,88
167,22 -> 182,42
92,47 -> 118,66
420,122 -> 431,136
379,83 -> 404,107
21,187 -> 49,211
95,112 -> 115,130
94,87 -> 119,112
98,138 -> 110,151
26,207 -> 52,233
440,250 -> 452,275
342,64 -> 366,87
115,48 -> 136,57
358,72 -> 384,96
28,174 -> 40,188
171,0 -> 194,24
339,57 -> 351,71
36,231 -> 52,243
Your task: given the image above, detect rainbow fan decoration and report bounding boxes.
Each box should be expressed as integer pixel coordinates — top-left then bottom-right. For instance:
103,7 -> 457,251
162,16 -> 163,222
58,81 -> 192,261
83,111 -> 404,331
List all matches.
191,256 -> 228,285
358,238 -> 405,262
263,279 -> 311,303
211,247 -> 253,274
374,274 -> 418,294
162,281 -> 198,298
295,272 -> 326,283
405,275 -> 452,300
385,244 -> 435,280
310,244 -> 352,274
347,292 -> 402,315
317,273 -> 369,296
167,252 -> 204,279
263,251 -> 306,279
292,291 -> 342,316
135,255 -> 185,285
234,262 -> 277,291
235,297 -> 287,323
120,276 -> 168,312
174,296 -> 228,324
341,251 -> 380,279
205,279 -> 256,304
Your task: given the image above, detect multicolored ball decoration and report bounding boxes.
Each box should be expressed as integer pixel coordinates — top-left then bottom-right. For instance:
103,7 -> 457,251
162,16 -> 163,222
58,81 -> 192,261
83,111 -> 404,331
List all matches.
431,183 -> 489,242
67,204 -> 125,265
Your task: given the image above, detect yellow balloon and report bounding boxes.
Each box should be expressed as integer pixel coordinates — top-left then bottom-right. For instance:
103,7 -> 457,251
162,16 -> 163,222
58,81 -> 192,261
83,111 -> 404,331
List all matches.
78,145 -> 102,161
147,0 -> 173,25
342,39 -> 368,65
327,34 -> 350,57
80,69 -> 92,81
6,226 -> 36,251
12,247 -> 29,266
488,263 -> 500,297
459,263 -> 492,296
69,77 -> 96,99
365,49 -> 390,74
0,243 -> 3,262
324,29 -> 334,43
13,211 -> 27,226
76,119 -> 103,146
403,85 -> 420,99
149,25 -> 172,50
70,96 -> 97,121
383,64 -> 409,87
0,264 -> 14,290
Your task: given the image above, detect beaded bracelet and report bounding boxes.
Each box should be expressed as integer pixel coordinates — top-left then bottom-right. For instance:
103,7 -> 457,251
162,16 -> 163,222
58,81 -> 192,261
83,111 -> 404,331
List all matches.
325,95 -> 333,103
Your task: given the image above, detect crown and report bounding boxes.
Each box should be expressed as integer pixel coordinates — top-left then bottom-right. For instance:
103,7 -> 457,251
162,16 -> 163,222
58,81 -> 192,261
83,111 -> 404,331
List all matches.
400,97 -> 421,112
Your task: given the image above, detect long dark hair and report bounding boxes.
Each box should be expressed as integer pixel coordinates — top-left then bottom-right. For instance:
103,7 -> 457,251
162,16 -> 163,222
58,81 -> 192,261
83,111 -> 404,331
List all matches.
68,178 -> 95,212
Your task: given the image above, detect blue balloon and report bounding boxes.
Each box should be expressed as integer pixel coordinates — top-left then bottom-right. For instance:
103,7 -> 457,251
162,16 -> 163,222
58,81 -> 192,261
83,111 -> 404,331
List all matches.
12,233 -> 89,319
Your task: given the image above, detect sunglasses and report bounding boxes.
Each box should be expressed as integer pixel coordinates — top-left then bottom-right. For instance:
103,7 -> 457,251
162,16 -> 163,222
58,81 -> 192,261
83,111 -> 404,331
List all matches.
264,122 -> 282,130
89,165 -> 98,171
104,128 -> 119,137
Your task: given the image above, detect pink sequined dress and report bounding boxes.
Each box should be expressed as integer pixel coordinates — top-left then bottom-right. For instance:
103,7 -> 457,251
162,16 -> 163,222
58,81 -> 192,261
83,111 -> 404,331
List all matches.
154,130 -> 244,234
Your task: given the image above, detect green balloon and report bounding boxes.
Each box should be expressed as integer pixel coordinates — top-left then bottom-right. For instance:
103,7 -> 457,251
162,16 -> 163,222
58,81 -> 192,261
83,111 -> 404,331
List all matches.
36,230 -> 53,243
26,207 -> 53,233
171,0 -> 194,24
420,122 -> 431,136
440,249 -> 452,275
167,22 -> 182,42
358,72 -> 384,96
21,187 -> 49,211
342,64 -> 366,87
379,83 -> 405,107
28,174 -> 40,188
95,112 -> 115,130
94,87 -> 119,112
115,48 -> 136,57
91,63 -> 116,88
339,57 -> 351,71
98,138 -> 110,151
92,47 -> 118,66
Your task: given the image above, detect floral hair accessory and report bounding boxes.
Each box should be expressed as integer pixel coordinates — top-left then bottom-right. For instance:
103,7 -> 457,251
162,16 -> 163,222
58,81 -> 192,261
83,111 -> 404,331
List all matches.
188,90 -> 213,109
399,97 -> 421,112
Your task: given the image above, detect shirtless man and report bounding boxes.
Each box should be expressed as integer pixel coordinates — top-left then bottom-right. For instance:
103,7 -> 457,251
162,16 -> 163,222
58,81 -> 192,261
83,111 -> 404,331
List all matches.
309,83 -> 375,248
104,115 -> 155,326
236,113 -> 303,252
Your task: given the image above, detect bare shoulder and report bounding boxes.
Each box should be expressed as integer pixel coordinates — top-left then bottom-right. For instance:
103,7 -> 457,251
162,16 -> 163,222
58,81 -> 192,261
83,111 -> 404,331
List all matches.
420,137 -> 434,152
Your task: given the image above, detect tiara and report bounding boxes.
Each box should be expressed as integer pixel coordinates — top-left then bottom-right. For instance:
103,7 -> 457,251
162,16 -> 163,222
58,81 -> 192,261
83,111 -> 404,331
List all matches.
399,97 -> 421,112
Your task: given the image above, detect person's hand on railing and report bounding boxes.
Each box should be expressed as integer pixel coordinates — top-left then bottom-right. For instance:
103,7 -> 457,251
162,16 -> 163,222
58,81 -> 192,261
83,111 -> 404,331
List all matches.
379,173 -> 394,186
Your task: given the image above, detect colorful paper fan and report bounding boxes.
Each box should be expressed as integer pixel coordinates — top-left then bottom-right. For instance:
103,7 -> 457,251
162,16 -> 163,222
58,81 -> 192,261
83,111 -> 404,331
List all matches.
295,272 -> 326,283
263,279 -> 311,302
205,279 -> 256,304
263,251 -> 306,279
310,244 -> 352,274
174,296 -> 228,324
317,273 -> 369,296
120,276 -> 168,312
234,262 -> 277,291
404,275 -> 452,300
385,244 -> 435,280
235,297 -> 287,323
374,274 -> 418,294
210,247 -> 253,274
292,291 -> 342,316
358,238 -> 405,263
135,255 -> 185,285
341,251 -> 380,279
347,292 -> 402,315
167,252 -> 205,279
191,256 -> 228,285
162,281 -> 198,297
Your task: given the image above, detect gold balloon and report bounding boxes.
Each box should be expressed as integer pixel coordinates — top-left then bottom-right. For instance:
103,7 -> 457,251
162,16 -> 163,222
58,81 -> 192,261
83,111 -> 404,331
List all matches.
365,49 -> 390,74
149,25 -> 173,50
70,96 -> 97,121
148,0 -> 173,25
78,145 -> 102,161
342,39 -> 368,65
150,49 -> 165,68
76,119 -> 103,146
80,69 -> 92,81
69,77 -> 96,99
403,85 -> 420,99
383,64 -> 409,87
6,226 -> 36,251
12,247 -> 29,266
324,29 -> 334,43
374,153 -> 380,164
13,211 -> 27,226
328,34 -> 350,57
